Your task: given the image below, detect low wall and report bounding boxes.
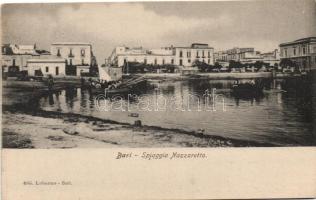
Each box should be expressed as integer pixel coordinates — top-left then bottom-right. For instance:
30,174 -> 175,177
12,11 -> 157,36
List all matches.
138,72 -> 273,79
197,72 -> 272,79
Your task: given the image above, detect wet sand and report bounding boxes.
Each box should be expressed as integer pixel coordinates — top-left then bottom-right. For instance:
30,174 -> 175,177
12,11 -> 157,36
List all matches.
2,108 -> 274,148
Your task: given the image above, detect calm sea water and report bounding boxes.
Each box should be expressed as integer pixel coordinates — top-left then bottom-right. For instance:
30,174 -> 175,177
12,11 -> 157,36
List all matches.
38,76 -> 316,146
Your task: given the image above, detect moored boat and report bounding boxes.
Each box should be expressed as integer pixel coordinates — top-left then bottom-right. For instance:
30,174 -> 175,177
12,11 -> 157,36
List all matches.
82,64 -> 147,95
231,79 -> 264,96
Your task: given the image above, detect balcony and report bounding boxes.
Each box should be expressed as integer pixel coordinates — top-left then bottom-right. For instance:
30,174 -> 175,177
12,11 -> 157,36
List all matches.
68,54 -> 75,58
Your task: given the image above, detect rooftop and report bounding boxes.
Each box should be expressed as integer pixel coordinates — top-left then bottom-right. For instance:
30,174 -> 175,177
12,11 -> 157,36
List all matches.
175,43 -> 213,49
27,57 -> 65,63
51,42 -> 91,46
279,37 -> 316,47
2,44 -> 38,55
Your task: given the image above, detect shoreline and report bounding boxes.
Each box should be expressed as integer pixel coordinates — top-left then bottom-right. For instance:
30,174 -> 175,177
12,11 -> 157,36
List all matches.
2,105 -> 277,148
2,73 -> 312,148
135,72 -> 308,80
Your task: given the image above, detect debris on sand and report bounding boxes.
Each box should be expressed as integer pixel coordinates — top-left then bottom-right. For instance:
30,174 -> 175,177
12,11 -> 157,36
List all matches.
63,127 -> 79,135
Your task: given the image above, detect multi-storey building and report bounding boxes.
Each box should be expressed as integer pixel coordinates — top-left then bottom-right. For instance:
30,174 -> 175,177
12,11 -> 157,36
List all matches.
279,37 -> 316,71
214,47 -> 280,66
107,43 -> 214,68
260,49 -> 280,66
108,46 -> 174,68
223,47 -> 262,63
50,42 -> 95,76
1,44 -> 50,73
174,43 -> 214,66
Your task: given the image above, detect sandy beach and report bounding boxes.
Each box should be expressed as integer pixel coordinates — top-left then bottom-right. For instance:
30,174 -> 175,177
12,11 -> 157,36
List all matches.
2,107 -> 274,148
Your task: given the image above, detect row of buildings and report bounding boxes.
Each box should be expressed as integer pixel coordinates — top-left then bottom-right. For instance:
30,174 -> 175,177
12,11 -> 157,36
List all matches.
2,42 -> 97,77
214,48 -> 280,67
106,37 -> 316,72
107,43 -> 215,68
106,44 -> 280,69
2,37 -> 316,78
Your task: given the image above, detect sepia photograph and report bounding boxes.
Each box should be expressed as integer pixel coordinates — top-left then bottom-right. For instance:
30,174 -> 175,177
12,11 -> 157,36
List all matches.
1,0 -> 316,148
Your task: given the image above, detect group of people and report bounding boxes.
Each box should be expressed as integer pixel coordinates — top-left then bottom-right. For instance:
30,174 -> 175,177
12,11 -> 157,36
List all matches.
233,79 -> 256,86
82,77 -> 122,90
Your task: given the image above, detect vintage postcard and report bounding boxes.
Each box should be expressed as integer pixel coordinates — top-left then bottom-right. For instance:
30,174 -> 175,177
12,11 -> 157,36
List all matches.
1,0 -> 316,199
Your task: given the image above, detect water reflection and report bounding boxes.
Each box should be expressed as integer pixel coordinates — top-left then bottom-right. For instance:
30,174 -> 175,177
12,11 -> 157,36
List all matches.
38,77 -> 315,146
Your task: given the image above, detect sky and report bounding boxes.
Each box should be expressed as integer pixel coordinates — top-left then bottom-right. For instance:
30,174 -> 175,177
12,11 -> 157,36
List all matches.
2,0 -> 316,63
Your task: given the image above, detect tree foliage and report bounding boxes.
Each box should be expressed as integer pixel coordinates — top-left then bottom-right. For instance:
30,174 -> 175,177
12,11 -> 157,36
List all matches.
123,61 -> 177,73
280,58 -> 296,68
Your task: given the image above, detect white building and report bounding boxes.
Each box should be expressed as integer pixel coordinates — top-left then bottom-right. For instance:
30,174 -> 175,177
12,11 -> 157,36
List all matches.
50,42 -> 94,75
1,44 -> 50,73
215,47 -> 280,66
108,46 -> 174,68
260,49 -> 280,66
279,37 -> 316,71
107,43 -> 214,68
27,58 -> 66,77
9,44 -> 37,55
174,43 -> 214,66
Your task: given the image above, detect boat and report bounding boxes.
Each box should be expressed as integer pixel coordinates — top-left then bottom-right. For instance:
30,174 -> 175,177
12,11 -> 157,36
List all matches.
83,65 -> 147,95
231,80 -> 264,96
88,86 -> 130,95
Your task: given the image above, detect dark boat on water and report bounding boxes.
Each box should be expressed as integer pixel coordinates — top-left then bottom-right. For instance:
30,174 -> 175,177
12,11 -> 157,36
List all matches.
83,75 -> 147,95
88,85 -> 132,95
231,79 -> 264,97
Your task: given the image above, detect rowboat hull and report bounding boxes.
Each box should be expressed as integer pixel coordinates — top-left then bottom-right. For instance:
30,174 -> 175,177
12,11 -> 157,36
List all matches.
231,84 -> 263,96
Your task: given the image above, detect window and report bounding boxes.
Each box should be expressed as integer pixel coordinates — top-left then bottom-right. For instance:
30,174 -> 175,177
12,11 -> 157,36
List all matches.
302,47 -> 306,55
12,59 -> 16,66
69,59 -> 72,65
69,48 -> 74,57
293,48 -> 296,56
208,51 -> 211,58
144,58 -> 147,64
298,46 -> 301,54
208,59 -> 210,64
179,59 -> 183,66
187,51 -> 191,58
179,50 -> 183,58
284,49 -> 287,57
55,66 -> 59,75
82,59 -> 85,65
57,49 -> 61,57
46,66 -> 49,72
81,49 -> 85,57
188,59 -> 191,63
162,59 -> 165,65
202,50 -> 205,58
171,59 -> 174,64
196,51 -> 200,58
313,47 -> 316,53
154,59 -> 157,65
